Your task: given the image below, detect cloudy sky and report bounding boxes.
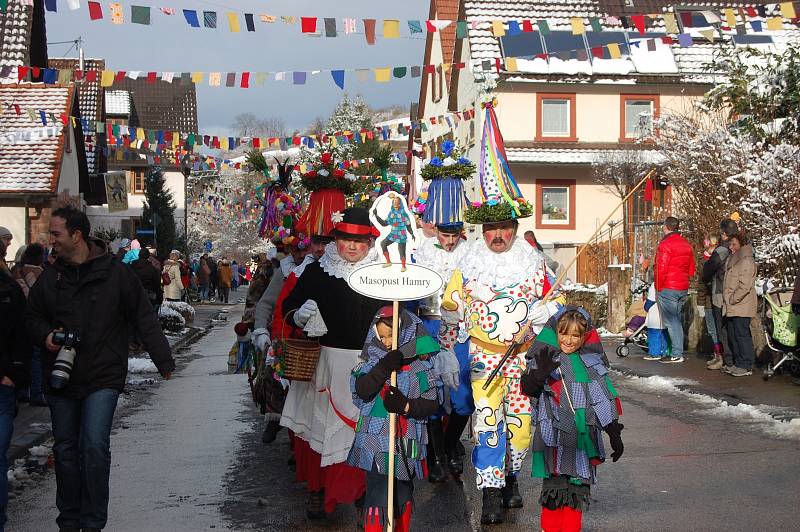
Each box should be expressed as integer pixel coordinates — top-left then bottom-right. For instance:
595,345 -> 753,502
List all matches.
46,0 -> 429,134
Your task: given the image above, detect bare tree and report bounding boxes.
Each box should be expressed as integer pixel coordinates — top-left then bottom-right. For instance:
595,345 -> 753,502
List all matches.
307,116 -> 327,137
231,113 -> 287,139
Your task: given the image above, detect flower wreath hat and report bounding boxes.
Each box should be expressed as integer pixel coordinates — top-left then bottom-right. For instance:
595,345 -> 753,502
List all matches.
464,98 -> 532,225
296,150 -> 359,237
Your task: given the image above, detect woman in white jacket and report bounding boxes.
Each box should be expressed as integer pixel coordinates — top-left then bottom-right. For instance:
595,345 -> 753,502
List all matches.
162,251 -> 184,301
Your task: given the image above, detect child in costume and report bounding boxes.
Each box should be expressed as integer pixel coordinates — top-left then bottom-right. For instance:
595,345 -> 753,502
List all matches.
520,306 -> 624,532
348,305 -> 441,531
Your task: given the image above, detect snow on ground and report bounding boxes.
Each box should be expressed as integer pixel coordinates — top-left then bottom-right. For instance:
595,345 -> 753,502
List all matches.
621,373 -> 800,441
597,327 -> 623,338
128,357 -> 157,374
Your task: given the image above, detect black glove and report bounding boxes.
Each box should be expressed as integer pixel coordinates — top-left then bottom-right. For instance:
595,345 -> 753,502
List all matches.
382,386 -> 409,415
377,349 -> 405,374
604,420 -> 624,462
792,303 -> 800,316
520,352 -> 560,398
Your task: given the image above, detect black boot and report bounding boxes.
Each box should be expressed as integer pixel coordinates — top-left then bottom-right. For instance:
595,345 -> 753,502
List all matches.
444,413 -> 470,476
306,489 -> 325,519
501,475 -> 523,508
481,487 -> 505,524
261,419 -> 281,444
427,419 -> 448,483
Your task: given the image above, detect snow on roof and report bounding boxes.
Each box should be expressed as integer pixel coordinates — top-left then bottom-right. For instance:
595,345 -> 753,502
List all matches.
0,0 -> 32,72
0,85 -> 73,193
464,0 -> 799,84
506,147 -> 666,165
104,90 -> 131,116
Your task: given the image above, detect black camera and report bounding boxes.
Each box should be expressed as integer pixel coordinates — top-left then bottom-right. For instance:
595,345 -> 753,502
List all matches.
51,330 -> 80,390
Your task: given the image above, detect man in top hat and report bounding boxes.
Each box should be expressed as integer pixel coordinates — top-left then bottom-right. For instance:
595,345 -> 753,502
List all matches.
280,207 -> 386,521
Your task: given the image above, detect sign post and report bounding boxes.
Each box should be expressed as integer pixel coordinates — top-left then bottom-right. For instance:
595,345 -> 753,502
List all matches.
346,192 -> 443,528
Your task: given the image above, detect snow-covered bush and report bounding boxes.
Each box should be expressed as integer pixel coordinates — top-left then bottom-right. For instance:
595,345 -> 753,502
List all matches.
161,300 -> 195,324
158,305 -> 185,333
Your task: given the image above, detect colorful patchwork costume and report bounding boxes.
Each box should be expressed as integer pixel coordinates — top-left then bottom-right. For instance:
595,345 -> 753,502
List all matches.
441,236 -> 562,492
348,308 -> 440,531
522,308 -> 624,532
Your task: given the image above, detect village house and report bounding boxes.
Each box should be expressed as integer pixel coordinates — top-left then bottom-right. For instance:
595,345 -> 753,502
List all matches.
417,0 -> 798,282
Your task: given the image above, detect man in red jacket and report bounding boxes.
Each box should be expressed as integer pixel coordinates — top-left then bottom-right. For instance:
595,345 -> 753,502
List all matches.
655,217 -> 696,363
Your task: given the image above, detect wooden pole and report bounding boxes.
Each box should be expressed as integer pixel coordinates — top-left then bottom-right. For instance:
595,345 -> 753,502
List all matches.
386,299 -> 400,529
482,168 -> 657,389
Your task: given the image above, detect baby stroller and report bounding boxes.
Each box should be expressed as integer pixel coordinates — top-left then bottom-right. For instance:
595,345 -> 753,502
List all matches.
616,319 -> 649,357
761,287 -> 800,380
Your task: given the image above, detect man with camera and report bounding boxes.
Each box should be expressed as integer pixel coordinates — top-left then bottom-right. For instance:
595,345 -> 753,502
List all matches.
26,207 -> 175,532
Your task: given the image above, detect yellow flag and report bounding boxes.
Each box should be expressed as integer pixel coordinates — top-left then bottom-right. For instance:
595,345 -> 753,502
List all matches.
571,17 -> 585,35
136,128 -> 145,140
227,12 -> 240,32
662,13 -> 679,34
780,2 -> 797,19
299,164 -> 307,173
383,19 -> 400,39
491,20 -> 505,37
191,72 -> 204,83
607,43 -> 621,59
766,16 -> 783,31
100,70 -> 115,87
172,134 -> 179,148
699,29 -> 715,42
505,57 -> 518,72
374,68 -> 391,82
220,137 -> 228,150
724,8 -> 736,28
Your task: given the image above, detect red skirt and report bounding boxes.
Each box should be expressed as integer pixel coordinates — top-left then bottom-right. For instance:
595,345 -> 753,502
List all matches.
292,436 -> 366,513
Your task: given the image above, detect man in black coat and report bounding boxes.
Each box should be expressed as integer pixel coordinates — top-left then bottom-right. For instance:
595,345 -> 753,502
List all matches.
130,247 -> 163,308
0,238 -> 31,530
26,207 -> 174,532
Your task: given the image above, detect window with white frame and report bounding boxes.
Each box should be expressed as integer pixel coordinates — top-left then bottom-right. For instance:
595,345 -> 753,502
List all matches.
541,186 -> 569,223
541,99 -> 570,137
624,99 -> 655,139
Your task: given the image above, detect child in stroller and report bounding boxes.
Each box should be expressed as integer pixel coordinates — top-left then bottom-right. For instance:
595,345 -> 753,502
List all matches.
616,290 -> 648,357
761,285 -> 800,381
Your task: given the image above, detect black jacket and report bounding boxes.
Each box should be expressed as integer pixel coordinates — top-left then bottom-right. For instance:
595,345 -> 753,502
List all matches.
26,238 -> 174,398
0,269 -> 31,387
131,258 -> 163,305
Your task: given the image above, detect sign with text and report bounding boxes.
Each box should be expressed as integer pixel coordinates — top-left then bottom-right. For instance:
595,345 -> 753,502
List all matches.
348,263 -> 443,301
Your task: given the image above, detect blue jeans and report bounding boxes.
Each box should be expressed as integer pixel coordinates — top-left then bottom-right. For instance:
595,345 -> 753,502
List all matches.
47,389 -> 120,530
657,289 -> 688,358
199,283 -> 209,300
0,384 -> 16,532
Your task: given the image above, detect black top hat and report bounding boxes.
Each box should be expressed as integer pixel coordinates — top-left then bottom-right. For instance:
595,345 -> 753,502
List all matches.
331,207 -> 380,239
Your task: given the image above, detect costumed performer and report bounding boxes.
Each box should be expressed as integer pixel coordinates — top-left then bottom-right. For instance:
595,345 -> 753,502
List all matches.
348,305 -> 441,531
520,306 -> 624,532
280,207 -> 386,520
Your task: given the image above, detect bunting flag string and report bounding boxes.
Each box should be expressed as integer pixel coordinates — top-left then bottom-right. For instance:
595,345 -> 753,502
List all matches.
21,0 -> 800,40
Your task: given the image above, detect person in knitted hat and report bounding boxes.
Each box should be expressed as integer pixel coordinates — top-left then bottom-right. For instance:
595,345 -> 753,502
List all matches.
280,207 -> 385,521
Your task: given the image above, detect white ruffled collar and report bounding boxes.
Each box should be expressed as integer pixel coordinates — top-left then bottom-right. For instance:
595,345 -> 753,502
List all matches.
319,241 -> 379,279
292,254 -> 316,278
459,236 -> 546,287
412,236 -> 469,279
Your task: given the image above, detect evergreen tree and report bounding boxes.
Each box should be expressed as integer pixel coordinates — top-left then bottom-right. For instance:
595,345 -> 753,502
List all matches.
141,166 -> 177,259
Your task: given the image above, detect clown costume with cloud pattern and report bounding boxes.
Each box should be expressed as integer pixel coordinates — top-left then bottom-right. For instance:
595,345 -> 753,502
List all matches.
441,237 -> 563,489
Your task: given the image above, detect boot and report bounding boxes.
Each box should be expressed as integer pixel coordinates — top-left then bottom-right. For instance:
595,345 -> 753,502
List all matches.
444,413 -> 470,476
396,501 -> 413,532
480,487 -> 505,524
362,507 -> 382,532
707,357 -> 724,370
262,419 -> 281,444
306,489 -> 325,519
561,506 -> 583,532
426,420 -> 448,483
500,475 -> 523,509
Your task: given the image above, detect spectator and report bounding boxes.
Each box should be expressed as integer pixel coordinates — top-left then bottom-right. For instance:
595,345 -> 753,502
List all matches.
231,260 -> 240,292
698,235 -> 722,366
114,238 -> 131,262
0,235 -> 31,531
217,258 -> 232,304
162,251 -> 184,303
131,248 -> 163,309
208,257 -> 218,300
0,227 -> 12,273
722,233 -> 757,377
26,206 -> 174,532
702,219 -> 738,370
655,216 -> 696,363
178,255 -> 190,299
197,254 -> 211,302
524,230 -> 544,252
245,254 -> 273,310
11,244 -> 46,406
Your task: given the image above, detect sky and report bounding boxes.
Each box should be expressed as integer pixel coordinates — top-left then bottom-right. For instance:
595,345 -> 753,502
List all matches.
46,0 -> 429,135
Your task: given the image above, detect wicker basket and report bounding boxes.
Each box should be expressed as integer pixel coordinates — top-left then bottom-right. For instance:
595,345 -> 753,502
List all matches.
277,311 -> 321,382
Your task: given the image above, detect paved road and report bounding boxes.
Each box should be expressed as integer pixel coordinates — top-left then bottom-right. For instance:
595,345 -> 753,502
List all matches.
7,305 -> 799,531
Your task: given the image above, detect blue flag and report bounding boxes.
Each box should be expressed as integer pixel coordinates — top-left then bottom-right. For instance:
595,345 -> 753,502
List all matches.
331,70 -> 345,90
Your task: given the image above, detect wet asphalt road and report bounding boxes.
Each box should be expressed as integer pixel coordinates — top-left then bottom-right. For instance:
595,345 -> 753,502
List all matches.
7,304 -> 800,531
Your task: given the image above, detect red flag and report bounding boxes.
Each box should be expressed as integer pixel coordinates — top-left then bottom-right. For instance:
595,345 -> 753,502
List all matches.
423,64 -> 435,74
592,46 -> 604,58
300,17 -> 317,33
631,15 -> 646,35
252,138 -> 260,148
522,20 -> 534,32
146,72 -> 157,83
18,66 -> 29,81
88,1 -> 103,20
115,71 -> 126,81
240,72 -> 250,88
643,178 -> 654,202
425,20 -> 436,32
